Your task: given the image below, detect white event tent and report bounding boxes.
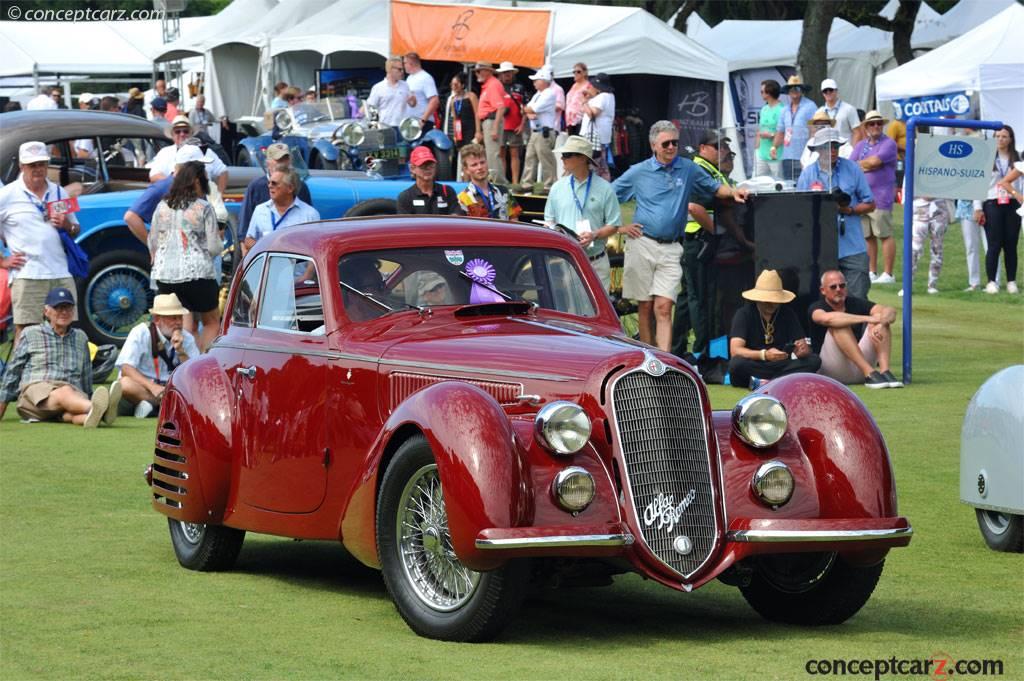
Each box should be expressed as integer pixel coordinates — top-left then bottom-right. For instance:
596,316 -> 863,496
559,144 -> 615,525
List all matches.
875,3 -> 1024,137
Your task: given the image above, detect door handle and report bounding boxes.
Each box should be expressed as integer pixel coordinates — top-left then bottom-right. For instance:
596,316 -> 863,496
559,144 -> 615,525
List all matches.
236,365 -> 257,379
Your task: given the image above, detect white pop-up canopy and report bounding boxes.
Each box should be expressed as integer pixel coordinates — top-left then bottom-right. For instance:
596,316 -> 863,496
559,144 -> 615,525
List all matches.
876,3 -> 1024,136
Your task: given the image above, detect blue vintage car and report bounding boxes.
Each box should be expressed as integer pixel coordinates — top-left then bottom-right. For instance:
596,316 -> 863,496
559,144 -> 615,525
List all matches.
0,110 -> 434,346
234,98 -> 455,179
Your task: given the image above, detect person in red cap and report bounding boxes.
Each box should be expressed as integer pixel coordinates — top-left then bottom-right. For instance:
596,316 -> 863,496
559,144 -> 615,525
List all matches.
396,146 -> 458,215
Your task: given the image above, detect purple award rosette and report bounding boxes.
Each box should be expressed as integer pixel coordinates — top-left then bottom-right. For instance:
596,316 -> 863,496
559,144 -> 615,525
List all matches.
465,258 -> 504,304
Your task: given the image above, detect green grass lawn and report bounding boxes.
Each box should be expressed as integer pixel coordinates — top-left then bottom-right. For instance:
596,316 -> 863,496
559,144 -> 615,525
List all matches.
1,213 -> 1022,680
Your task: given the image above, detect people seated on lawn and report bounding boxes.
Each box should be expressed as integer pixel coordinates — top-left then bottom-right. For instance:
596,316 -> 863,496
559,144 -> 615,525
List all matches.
728,270 -> 821,389
809,269 -> 902,389
0,288 -> 119,427
114,294 -> 200,418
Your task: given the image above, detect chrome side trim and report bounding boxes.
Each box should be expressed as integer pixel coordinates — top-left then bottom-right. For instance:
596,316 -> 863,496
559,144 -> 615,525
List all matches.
382,358 -> 579,382
475,534 -> 634,549
726,526 -> 914,543
213,340 -> 355,361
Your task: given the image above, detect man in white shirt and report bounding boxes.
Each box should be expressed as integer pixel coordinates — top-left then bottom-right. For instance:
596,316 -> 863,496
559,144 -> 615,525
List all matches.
819,78 -> 863,146
403,52 -> 439,132
244,167 -> 321,249
115,293 -> 200,418
148,116 -> 228,192
579,73 -> 615,181
26,88 -> 60,111
521,67 -> 559,193
365,58 -> 416,128
0,141 -> 80,345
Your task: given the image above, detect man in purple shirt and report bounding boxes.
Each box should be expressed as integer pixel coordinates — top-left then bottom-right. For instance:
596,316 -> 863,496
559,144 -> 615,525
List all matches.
852,111 -> 898,284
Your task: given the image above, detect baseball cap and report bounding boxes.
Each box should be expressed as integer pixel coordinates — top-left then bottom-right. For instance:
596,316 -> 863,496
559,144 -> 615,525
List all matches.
45,288 -> 75,307
699,129 -> 732,147
265,143 -> 290,162
417,272 -> 447,297
78,92 -> 95,105
409,146 -> 437,167
174,144 -> 211,165
529,66 -> 553,82
171,115 -> 192,130
19,141 -> 50,164
589,73 -> 614,93
151,96 -> 167,111
820,78 -> 838,92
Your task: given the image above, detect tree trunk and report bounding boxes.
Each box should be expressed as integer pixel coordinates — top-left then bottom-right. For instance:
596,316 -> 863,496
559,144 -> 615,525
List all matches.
890,0 -> 921,64
797,0 -> 835,107
672,0 -> 702,32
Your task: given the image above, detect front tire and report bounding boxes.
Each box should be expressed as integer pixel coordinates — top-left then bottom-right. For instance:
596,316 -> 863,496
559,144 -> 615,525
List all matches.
78,249 -> 154,347
739,552 -> 884,625
168,519 -> 245,571
344,198 -> 397,217
976,509 -> 1024,552
376,436 -> 529,641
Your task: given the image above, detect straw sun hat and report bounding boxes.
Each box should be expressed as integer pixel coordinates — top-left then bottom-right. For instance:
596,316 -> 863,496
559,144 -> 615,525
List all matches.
742,270 -> 796,304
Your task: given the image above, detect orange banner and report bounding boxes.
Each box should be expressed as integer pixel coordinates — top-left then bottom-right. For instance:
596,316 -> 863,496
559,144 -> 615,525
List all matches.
390,0 -> 551,68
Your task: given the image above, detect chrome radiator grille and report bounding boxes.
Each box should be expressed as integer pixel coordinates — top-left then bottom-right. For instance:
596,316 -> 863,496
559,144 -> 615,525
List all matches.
612,369 -> 718,578
362,127 -> 398,148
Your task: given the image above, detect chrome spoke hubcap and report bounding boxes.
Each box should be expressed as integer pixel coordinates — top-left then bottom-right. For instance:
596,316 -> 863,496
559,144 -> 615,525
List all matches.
180,521 -> 204,545
396,464 -> 480,611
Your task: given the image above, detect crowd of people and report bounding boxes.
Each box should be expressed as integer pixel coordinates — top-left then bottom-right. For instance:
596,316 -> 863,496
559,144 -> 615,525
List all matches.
2,60 -> 1022,425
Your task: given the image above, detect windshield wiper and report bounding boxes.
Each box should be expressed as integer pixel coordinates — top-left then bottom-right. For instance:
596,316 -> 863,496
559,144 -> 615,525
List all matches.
457,270 -> 513,302
339,282 -> 423,315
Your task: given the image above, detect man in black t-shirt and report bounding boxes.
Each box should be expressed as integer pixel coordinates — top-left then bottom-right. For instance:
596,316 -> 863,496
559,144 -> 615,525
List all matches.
396,146 -> 459,215
728,270 -> 821,389
809,269 -> 901,388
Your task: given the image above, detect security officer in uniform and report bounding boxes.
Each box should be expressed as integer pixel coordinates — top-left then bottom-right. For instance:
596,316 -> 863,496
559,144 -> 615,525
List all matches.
675,130 -> 732,356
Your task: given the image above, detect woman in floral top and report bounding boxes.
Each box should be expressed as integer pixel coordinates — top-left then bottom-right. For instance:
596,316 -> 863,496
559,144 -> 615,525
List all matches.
149,161 -> 221,350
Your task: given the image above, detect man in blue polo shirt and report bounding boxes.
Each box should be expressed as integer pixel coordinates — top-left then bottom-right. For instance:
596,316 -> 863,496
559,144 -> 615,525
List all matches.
797,127 -> 876,299
238,143 -> 312,239
613,120 -> 748,352
244,167 -> 320,252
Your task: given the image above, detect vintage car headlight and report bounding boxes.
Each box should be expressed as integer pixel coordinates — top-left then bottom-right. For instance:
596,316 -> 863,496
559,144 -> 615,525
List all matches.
535,401 -> 591,455
398,116 -> 423,141
273,109 -> 293,134
552,467 -> 596,512
751,460 -> 794,506
336,122 -> 365,147
732,394 -> 788,448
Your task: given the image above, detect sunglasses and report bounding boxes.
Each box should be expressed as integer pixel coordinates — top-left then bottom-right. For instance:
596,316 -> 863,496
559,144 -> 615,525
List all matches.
660,139 -> 679,149
573,70 -> 585,74
172,129 -> 190,135
561,152 -> 582,159
827,282 -> 847,290
866,121 -> 884,127
822,88 -> 836,93
268,180 -> 282,187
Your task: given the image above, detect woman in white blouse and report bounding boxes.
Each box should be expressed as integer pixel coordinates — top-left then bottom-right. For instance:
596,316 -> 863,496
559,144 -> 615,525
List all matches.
975,126 -> 1022,294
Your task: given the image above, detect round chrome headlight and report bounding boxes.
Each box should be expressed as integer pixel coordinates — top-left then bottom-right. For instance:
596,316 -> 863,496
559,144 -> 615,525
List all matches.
399,116 -> 423,141
751,460 -> 794,506
337,122 -> 365,147
552,467 -> 596,512
732,394 -> 788,448
273,109 -> 293,133
535,401 -> 591,455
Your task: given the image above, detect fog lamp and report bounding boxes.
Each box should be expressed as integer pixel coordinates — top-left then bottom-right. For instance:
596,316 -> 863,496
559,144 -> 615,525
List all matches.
399,117 -> 423,141
273,109 -> 293,133
732,394 -> 788,448
751,460 -> 794,507
553,467 -> 596,512
535,401 -> 591,455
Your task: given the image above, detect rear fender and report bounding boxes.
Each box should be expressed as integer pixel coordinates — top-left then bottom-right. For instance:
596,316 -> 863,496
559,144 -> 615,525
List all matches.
340,382 -> 525,571
149,355 -> 235,524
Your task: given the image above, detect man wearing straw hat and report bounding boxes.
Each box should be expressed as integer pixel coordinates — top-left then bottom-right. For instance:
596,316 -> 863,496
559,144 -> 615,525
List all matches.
545,136 -> 629,291
851,110 -> 899,285
727,270 -> 820,390
114,293 -> 200,418
770,75 -> 817,181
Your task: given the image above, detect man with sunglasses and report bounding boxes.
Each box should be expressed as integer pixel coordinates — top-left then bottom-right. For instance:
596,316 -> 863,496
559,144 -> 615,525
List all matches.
148,117 -> 228,193
797,127 -> 875,299
852,111 -> 898,285
244,167 -> 319,252
817,79 -> 863,147
613,121 -> 748,353
809,269 -> 900,388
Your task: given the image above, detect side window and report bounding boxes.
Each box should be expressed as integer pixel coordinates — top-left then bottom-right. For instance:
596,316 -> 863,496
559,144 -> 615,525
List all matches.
258,255 -> 323,333
230,254 -> 265,328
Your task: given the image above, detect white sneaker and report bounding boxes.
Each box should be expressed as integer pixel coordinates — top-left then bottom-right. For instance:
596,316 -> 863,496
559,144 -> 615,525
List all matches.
897,288 -> 904,297
964,285 -> 979,292
134,400 -> 155,419
927,286 -> 939,295
1008,281 -> 1019,294
875,273 -> 895,285
985,281 -> 999,294
84,387 -> 109,429
869,271 -> 878,283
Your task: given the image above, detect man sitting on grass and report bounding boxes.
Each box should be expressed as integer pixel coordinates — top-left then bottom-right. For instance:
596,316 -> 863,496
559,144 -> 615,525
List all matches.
809,269 -> 902,389
114,294 -> 199,418
0,288 -> 119,427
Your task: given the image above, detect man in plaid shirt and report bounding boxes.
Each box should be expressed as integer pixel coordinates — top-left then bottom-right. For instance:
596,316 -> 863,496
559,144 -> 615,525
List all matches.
0,288 -> 118,427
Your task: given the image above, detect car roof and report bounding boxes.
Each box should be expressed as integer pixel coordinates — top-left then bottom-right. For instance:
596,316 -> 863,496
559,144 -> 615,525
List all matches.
255,216 -> 581,259
0,110 -> 170,160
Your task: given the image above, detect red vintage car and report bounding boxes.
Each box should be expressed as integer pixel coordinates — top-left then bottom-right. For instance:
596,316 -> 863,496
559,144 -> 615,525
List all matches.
148,216 -> 913,641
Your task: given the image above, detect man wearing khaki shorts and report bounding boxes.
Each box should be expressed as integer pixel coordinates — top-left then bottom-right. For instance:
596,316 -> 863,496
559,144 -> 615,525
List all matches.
0,141 -> 81,346
852,111 -> 898,284
0,288 -> 120,427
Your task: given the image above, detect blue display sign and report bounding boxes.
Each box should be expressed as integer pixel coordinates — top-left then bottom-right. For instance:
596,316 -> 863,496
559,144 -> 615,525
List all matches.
892,91 -> 973,121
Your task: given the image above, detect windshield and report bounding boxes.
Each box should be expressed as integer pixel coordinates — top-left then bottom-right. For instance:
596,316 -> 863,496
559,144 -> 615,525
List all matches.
290,97 -> 354,125
338,247 -> 597,322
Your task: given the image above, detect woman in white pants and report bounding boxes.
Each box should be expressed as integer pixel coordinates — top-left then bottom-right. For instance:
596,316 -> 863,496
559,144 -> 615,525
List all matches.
956,199 -> 988,291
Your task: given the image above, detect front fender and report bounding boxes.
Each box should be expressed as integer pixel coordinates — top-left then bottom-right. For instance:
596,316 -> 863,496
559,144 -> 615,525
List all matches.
420,129 -> 453,152
313,139 -> 339,162
149,356 -> 235,524
340,382 -> 525,571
